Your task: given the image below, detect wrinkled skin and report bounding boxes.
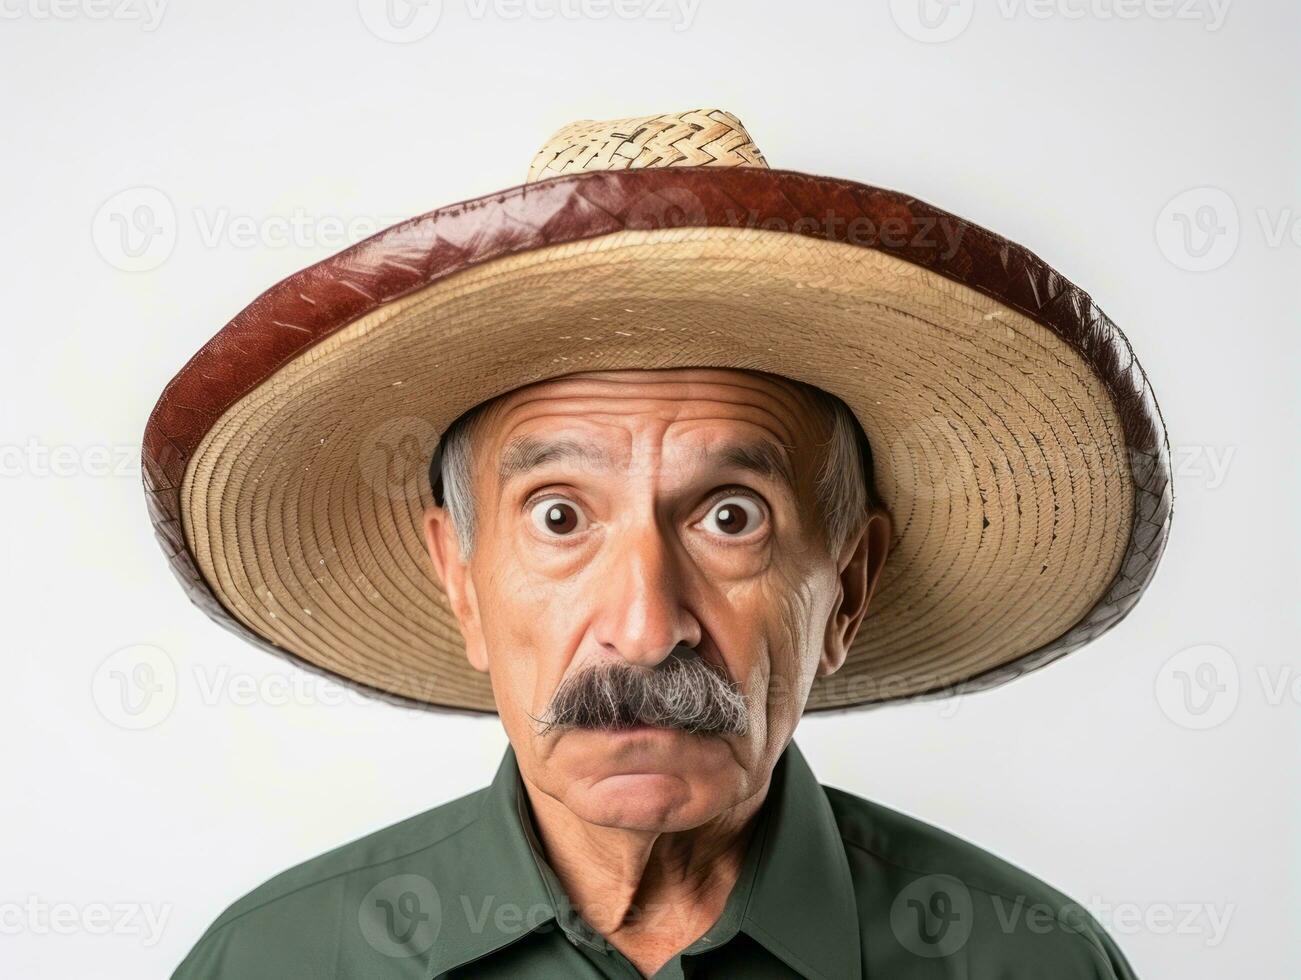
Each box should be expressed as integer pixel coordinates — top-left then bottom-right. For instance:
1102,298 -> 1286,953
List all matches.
422,367 -> 891,835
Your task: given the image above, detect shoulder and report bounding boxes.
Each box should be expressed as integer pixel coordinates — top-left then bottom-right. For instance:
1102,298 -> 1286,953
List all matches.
170,787 -> 487,980
822,784 -> 1139,979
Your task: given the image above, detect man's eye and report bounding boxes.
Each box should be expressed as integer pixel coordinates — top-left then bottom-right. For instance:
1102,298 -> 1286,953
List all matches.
701,495 -> 764,537
529,497 -> 586,536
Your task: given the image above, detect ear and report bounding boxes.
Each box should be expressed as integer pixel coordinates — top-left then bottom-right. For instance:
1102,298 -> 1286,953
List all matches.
818,507 -> 891,678
421,504 -> 489,673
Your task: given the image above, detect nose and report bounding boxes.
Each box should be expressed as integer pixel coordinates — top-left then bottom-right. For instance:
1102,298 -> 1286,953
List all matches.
591,522 -> 702,669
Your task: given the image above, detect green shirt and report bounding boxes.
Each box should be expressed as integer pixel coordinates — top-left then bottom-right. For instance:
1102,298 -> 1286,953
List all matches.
172,742 -> 1138,979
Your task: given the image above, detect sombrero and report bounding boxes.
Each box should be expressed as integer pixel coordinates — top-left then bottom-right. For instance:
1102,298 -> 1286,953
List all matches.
142,108 -> 1172,714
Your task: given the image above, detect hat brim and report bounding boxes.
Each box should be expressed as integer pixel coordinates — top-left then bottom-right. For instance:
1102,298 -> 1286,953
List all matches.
143,167 -> 1172,713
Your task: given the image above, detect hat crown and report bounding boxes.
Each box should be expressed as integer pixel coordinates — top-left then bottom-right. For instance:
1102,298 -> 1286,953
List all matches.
526,108 -> 768,182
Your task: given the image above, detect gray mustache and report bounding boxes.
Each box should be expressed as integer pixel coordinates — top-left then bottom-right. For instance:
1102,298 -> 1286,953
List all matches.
536,647 -> 749,737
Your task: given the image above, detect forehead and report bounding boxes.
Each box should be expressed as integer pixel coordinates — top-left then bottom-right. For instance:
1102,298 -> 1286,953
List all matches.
477,367 -> 822,441
469,367 -> 832,488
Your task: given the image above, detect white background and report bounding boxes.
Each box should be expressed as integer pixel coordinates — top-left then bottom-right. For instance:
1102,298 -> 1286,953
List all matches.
2,1 -> 1297,977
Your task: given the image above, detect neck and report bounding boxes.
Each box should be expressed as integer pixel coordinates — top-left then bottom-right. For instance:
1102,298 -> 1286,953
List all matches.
519,771 -> 770,977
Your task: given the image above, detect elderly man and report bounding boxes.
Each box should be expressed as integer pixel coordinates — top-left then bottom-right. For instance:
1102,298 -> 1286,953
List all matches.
148,110 -> 1171,978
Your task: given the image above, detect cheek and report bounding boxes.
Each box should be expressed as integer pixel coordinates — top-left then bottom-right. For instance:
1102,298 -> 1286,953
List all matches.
474,537 -> 587,717
752,563 -> 828,713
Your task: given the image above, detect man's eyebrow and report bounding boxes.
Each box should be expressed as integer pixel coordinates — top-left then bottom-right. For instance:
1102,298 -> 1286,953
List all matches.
495,434 -> 798,493
705,440 -> 798,494
497,436 -> 615,488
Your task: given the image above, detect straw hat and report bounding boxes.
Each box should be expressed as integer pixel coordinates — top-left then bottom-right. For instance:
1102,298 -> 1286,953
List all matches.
142,108 -> 1172,714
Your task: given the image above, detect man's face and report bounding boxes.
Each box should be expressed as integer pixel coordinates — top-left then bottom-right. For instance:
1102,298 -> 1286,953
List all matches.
423,368 -> 887,832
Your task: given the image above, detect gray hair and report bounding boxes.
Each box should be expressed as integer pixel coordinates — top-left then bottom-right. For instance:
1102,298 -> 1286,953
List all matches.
534,645 -> 749,737
431,378 -> 875,562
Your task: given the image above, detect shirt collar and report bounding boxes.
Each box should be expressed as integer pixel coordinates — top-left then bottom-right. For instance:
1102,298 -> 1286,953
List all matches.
423,748 -> 559,977
425,740 -> 861,980
738,740 -> 862,980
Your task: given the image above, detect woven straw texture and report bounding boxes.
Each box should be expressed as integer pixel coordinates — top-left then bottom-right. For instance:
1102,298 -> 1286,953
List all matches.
144,109 -> 1171,714
181,227 -> 1130,712
528,109 -> 767,182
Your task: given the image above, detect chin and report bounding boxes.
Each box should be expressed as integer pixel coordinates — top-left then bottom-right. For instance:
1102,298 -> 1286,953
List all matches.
554,727 -> 745,831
